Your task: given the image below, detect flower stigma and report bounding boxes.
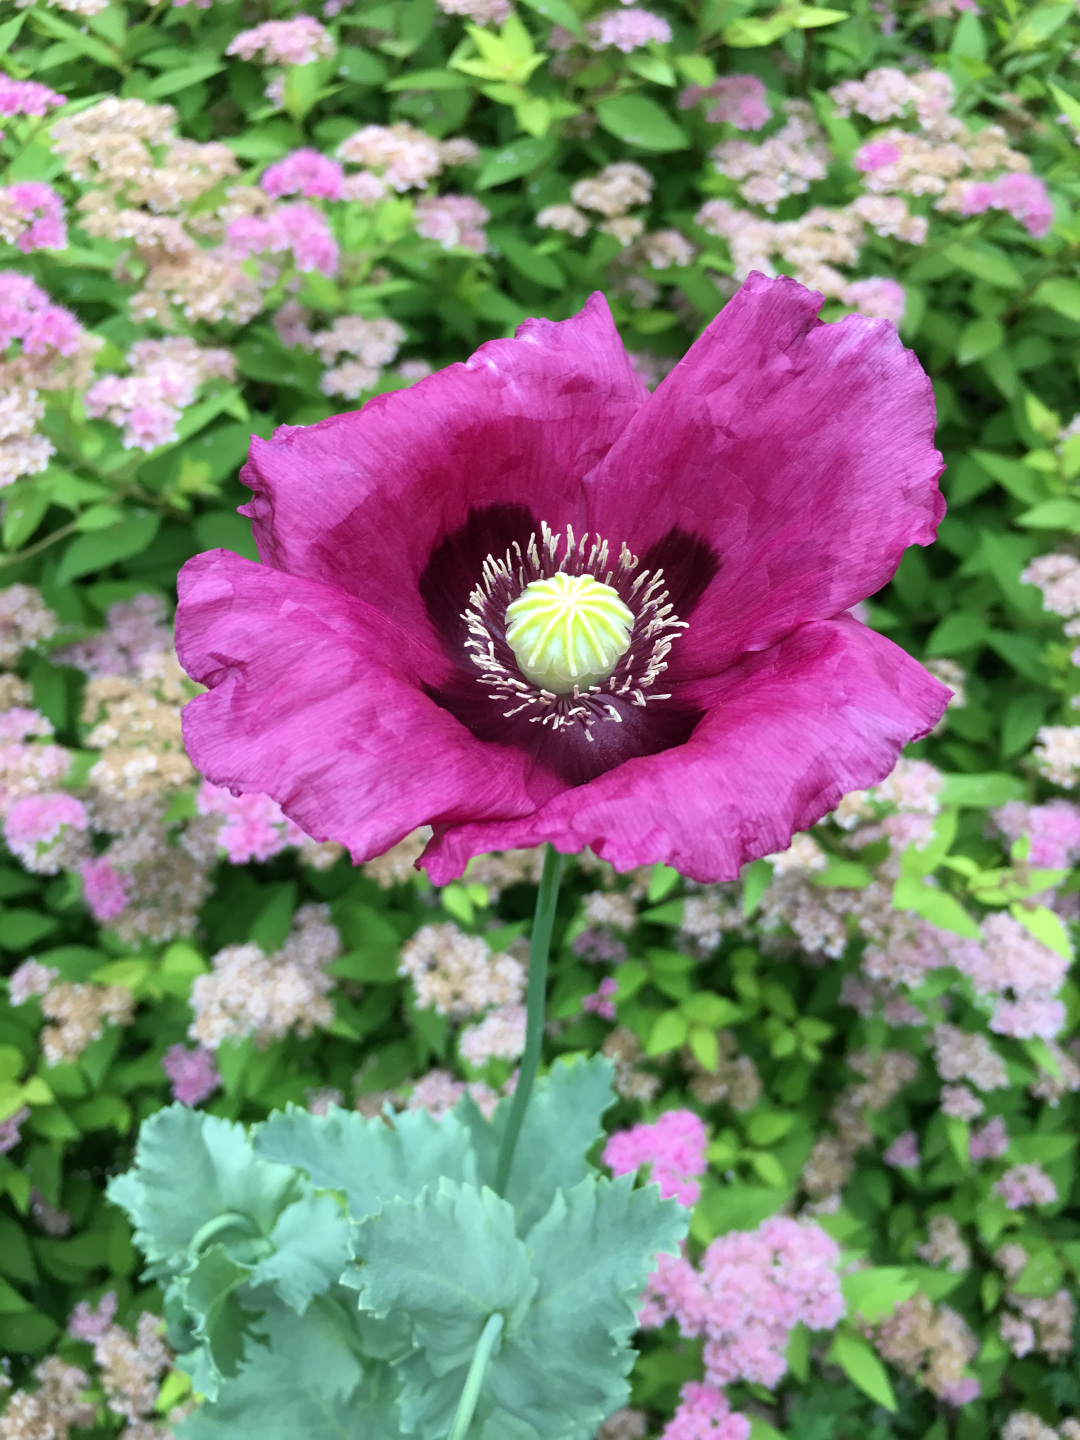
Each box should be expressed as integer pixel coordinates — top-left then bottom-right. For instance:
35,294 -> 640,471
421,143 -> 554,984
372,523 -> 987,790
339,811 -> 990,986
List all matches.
504,572 -> 634,694
461,522 -> 688,741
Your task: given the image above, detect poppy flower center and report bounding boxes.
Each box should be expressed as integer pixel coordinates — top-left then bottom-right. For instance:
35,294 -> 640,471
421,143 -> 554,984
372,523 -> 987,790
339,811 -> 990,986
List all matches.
462,521 -> 687,742
504,572 -> 634,694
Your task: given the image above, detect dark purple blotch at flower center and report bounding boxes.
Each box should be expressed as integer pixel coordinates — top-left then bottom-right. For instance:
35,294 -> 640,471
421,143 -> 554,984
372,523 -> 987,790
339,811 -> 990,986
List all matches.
418,503 -> 719,786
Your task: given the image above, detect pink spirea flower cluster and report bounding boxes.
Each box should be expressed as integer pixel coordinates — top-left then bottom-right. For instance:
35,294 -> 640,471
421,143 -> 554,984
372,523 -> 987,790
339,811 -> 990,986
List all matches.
413,193 -> 489,251
80,857 -> 132,922
994,1164 -> 1058,1210
843,276 -> 906,326
0,712 -> 69,820
0,272 -> 82,356
226,16 -> 335,66
261,148 -> 345,201
55,594 -> 172,679
4,792 -> 88,863
641,1218 -> 845,1387
964,912 -> 1069,1041
662,1383 -> 751,1440
583,975 -> 618,1020
960,171 -> 1053,239
68,1291 -> 117,1342
992,799 -> 1080,869
854,140 -> 902,173
884,1130 -> 920,1168
604,1109 -> 708,1206
0,1105 -> 29,1155
195,781 -> 305,862
196,780 -> 307,863
0,182 -> 66,252
85,340 -> 234,452
679,74 -> 771,130
0,79 -> 66,117
226,203 -> 339,276
162,1043 -> 221,1106
970,1115 -> 1009,1161
589,8 -> 672,52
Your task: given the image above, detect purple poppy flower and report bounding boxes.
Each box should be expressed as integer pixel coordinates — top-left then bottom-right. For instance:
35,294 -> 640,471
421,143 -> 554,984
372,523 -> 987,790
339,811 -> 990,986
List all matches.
176,272 -> 948,883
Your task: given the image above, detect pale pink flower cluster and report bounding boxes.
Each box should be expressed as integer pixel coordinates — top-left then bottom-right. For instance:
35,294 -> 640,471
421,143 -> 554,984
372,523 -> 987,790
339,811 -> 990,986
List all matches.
696,199 -> 916,314
604,1109 -> 707,1206
0,704 -> 70,818
969,1114 -> 1009,1161
583,975 -> 619,1020
948,911 -> 1069,1041
8,958 -> 58,1006
435,0 -> 511,21
662,1383 -> 750,1440
227,202 -> 339,276
196,779 -> 306,864
582,889 -> 638,932
189,904 -> 341,1049
406,1067 -> 503,1120
588,8 -> 672,51
81,856 -> 132,921
459,1002 -> 527,1066
337,123 -> 477,192
884,1130 -> 920,1168
54,594 -> 173,678
994,1163 -> 1058,1210
162,1043 -> 221,1106
993,799 -> 1080,869
0,1104 -> 29,1153
712,103 -> 828,211
941,1083 -> 984,1120
834,67 -> 1043,239
641,1218 -> 844,1387
0,181 -> 67,252
641,228 -> 697,269
917,1214 -> 971,1274
829,67 -> 955,129
0,383 -> 51,487
226,16 -> 335,66
1020,553 -> 1080,619
399,922 -> 524,1018
0,1356 -> 95,1438
313,313 -> 406,398
1000,1290 -> 1075,1362
0,78 -> 66,117
875,1294 -> 979,1404
873,757 -> 944,812
960,171 -> 1053,239
85,337 -> 235,452
842,276 -> 906,326
414,193 -> 489,251
572,161 -> 654,218
931,1024 -> 1009,1091
3,792 -> 89,873
1,271 -> 83,360
679,73 -> 770,130
536,203 -> 590,237
261,148 -> 345,201
1033,726 -> 1080,788
68,1290 -> 117,1342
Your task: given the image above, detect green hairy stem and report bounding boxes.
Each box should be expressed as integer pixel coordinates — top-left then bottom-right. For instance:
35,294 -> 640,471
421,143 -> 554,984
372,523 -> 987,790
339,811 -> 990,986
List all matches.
447,1312 -> 505,1440
493,843 -> 563,1195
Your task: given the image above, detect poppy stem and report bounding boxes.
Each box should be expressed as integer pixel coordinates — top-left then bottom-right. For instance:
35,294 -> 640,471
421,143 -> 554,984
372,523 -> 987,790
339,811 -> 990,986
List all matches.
493,843 -> 563,1195
447,1311 -> 504,1440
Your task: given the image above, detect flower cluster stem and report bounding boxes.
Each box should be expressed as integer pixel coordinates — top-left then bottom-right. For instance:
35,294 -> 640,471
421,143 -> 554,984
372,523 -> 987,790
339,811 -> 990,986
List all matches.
493,843 -> 562,1196
447,1312 -> 505,1440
